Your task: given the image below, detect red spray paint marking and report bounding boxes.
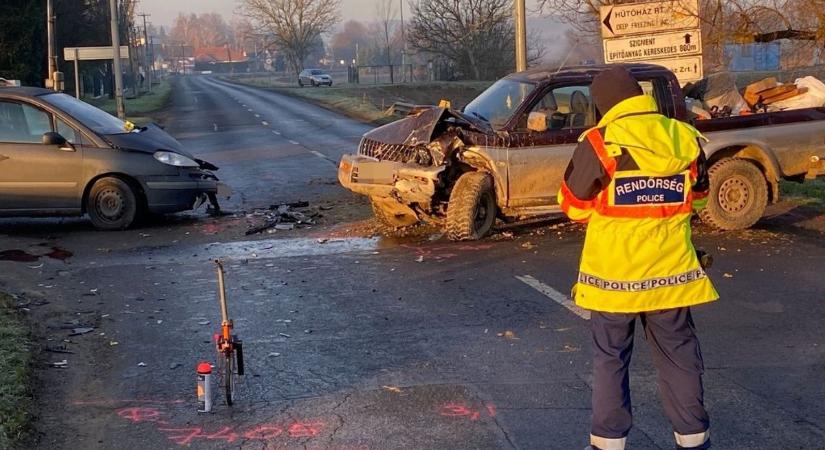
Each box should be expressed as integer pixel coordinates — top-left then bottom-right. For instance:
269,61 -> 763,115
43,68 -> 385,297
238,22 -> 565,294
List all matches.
439,403 -> 497,421
117,407 -> 163,423
73,398 -> 185,406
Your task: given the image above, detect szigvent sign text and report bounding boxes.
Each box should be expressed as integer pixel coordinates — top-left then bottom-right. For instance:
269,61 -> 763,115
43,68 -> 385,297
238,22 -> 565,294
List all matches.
600,0 -> 699,38
603,30 -> 701,64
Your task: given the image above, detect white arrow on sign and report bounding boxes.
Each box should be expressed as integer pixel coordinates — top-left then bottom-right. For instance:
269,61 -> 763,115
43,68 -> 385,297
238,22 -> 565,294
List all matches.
601,0 -> 699,38
603,30 -> 702,63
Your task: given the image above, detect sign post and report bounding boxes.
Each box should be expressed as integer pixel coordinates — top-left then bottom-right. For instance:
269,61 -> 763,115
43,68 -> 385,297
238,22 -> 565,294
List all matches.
601,0 -> 703,85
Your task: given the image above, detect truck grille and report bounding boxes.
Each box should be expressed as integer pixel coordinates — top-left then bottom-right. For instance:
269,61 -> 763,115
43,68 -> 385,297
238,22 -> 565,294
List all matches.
359,138 -> 417,162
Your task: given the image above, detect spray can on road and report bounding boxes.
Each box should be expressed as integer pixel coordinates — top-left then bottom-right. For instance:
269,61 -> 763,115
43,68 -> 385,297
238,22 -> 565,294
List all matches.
197,361 -> 213,413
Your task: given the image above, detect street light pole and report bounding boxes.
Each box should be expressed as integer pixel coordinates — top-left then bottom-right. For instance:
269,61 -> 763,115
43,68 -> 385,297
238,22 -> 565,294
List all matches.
514,0 -> 527,72
46,0 -> 58,89
109,0 -> 126,119
139,12 -> 152,93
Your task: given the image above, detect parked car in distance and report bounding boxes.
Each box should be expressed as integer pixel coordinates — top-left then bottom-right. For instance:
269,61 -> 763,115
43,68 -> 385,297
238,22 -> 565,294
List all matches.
0,86 -> 229,230
338,63 -> 825,240
298,69 -> 333,87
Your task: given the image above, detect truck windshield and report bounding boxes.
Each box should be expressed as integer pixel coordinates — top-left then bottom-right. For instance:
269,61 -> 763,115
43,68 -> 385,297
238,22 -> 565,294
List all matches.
464,79 -> 536,130
39,92 -> 130,135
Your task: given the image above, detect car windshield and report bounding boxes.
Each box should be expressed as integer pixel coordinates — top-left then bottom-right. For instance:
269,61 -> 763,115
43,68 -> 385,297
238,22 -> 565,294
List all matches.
39,92 -> 131,135
463,79 -> 536,130
310,70 -> 326,75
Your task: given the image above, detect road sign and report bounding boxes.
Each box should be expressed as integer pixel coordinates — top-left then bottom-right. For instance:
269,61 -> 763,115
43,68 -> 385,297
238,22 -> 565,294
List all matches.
63,46 -> 129,61
603,30 -> 702,63
600,0 -> 699,38
646,56 -> 704,84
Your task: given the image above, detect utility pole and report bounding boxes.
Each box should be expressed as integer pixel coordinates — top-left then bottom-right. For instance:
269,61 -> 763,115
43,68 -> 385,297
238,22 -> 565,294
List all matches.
46,0 -> 59,90
514,0 -> 527,72
139,12 -> 152,93
399,0 -> 407,82
109,0 -> 126,119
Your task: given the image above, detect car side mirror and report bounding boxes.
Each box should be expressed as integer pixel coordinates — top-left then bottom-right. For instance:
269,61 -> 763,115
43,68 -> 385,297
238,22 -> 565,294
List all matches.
527,111 -> 548,133
42,131 -> 67,146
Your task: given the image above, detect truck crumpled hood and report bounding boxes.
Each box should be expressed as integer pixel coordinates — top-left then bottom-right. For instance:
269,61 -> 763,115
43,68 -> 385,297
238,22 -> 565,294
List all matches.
364,106 -> 492,147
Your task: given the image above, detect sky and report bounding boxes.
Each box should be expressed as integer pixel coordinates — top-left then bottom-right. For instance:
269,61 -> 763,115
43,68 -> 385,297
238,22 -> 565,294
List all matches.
139,0 -> 569,60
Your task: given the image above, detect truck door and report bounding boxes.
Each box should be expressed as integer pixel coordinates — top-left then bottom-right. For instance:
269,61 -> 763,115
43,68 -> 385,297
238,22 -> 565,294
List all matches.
0,100 -> 83,211
506,84 -> 597,207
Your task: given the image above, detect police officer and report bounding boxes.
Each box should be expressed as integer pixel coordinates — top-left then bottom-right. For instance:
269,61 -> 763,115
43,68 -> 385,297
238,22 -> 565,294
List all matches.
558,66 -> 718,450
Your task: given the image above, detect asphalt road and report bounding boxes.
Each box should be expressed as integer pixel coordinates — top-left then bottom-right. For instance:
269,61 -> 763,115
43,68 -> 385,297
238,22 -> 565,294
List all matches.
0,75 -> 823,450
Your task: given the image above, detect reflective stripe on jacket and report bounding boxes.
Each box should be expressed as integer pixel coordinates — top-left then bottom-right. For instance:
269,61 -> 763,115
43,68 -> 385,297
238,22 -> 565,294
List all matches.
557,95 -> 718,313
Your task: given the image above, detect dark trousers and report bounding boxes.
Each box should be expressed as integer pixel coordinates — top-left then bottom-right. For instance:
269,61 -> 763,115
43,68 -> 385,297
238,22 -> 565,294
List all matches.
591,307 -> 709,448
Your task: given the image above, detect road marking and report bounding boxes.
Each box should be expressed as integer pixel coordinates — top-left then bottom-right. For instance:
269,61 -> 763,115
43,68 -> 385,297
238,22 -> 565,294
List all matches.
247,109 -> 253,112
272,131 -> 281,135
289,140 -> 300,145
213,123 -> 218,131
262,121 -> 269,126
516,275 -> 590,320
310,150 -> 327,159
242,104 -> 247,107
255,114 -> 260,118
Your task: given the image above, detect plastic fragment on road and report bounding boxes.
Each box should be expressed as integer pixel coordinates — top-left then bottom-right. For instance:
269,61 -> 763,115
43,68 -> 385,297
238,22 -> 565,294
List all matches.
69,327 -> 95,336
52,360 -> 68,368
138,362 -> 147,367
382,385 -> 402,393
497,330 -> 518,340
268,352 -> 281,357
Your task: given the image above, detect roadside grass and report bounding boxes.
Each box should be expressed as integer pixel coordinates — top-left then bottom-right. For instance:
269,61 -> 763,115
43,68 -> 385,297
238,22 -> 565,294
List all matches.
85,79 -> 172,125
0,293 -> 33,449
224,75 -> 491,125
780,179 -> 825,209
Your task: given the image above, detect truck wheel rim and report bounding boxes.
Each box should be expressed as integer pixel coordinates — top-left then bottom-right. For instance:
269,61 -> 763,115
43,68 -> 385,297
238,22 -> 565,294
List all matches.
96,189 -> 125,221
718,176 -> 750,214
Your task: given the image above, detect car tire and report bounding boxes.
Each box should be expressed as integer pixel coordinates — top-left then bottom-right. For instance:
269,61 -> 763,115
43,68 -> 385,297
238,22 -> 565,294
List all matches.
86,177 -> 138,231
329,81 -> 333,87
446,172 -> 496,241
699,157 -> 769,230
371,197 -> 418,229
311,80 -> 317,87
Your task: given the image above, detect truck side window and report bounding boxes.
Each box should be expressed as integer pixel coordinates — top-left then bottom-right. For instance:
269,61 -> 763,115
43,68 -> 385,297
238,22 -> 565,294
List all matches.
529,85 -> 597,131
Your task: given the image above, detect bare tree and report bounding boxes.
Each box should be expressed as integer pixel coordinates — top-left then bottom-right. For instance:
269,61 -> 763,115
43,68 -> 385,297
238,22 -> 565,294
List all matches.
409,0 -> 517,80
376,0 -> 397,65
241,0 -> 340,73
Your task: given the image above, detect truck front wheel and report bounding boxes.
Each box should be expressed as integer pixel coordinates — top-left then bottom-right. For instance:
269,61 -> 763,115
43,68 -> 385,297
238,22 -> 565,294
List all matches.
446,172 -> 496,241
699,157 -> 768,230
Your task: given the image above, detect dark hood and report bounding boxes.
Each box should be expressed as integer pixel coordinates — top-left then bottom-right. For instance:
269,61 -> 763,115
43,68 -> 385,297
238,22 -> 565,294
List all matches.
364,106 -> 492,146
591,66 -> 643,115
103,123 -> 195,159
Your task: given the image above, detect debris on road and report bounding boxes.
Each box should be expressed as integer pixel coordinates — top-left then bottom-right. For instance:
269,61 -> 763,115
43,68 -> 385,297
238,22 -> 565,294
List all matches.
138,362 -> 147,367
51,360 -> 68,368
170,362 -> 181,369
279,333 -> 291,338
69,327 -> 95,336
497,330 -> 518,340
268,352 -> 281,357
382,385 -> 403,393
245,202 -> 318,235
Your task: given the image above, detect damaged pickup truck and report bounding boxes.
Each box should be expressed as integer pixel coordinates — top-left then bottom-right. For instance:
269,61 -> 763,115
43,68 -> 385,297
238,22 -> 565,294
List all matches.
338,63 -> 825,240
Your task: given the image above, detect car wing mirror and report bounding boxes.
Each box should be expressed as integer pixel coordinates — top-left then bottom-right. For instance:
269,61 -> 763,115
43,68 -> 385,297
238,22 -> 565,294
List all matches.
42,132 -> 74,151
42,131 -> 66,146
527,111 -> 548,133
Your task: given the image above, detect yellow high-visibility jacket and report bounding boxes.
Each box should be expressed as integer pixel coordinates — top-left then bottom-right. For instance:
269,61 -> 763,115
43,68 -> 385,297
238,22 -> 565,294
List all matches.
557,95 -> 718,313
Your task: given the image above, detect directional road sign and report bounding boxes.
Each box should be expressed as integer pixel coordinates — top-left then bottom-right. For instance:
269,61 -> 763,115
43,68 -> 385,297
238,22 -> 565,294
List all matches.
600,0 -> 699,38
64,46 -> 130,61
603,30 -> 702,64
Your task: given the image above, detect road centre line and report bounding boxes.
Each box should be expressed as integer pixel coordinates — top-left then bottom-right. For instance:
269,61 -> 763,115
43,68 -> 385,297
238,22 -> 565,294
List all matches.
310,150 -> 327,159
255,114 -> 260,117
262,121 -> 269,126
272,131 -> 281,135
289,140 -> 300,145
516,275 -> 590,320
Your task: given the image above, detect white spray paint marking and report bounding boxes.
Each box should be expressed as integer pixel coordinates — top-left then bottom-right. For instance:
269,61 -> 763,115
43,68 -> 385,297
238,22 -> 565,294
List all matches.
254,114 -> 260,118
272,131 -> 281,135
247,109 -> 253,112
516,275 -> 590,320
213,123 -> 218,132
289,140 -> 300,145
261,121 -> 269,126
